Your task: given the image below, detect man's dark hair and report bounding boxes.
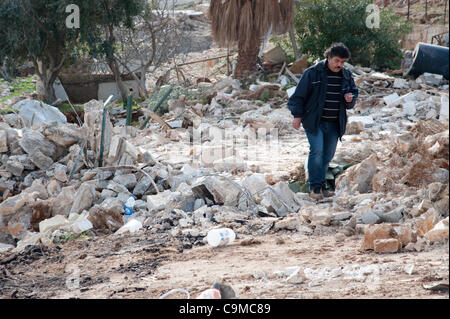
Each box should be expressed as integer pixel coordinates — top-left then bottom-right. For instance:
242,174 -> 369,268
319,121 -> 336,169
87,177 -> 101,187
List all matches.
324,43 -> 351,60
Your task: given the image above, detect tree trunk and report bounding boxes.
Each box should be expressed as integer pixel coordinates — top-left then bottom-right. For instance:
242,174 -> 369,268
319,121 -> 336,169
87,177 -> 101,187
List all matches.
289,23 -> 301,61
108,58 -> 128,102
43,81 -> 56,104
36,60 -> 57,104
234,40 -> 260,78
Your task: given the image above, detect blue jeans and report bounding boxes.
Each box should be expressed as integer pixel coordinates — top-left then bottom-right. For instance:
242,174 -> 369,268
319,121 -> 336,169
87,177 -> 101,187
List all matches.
305,121 -> 340,191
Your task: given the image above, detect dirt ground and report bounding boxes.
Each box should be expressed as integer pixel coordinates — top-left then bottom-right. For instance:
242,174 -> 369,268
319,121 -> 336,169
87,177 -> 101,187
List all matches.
0,224 -> 448,299
1,118 -> 449,300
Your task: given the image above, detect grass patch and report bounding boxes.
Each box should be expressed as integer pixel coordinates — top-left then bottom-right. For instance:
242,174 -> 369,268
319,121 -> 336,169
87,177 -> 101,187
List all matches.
57,102 -> 84,113
0,77 -> 36,104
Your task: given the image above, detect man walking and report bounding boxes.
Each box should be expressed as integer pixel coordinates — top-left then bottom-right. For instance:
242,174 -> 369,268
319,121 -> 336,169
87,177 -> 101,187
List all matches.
287,43 -> 359,200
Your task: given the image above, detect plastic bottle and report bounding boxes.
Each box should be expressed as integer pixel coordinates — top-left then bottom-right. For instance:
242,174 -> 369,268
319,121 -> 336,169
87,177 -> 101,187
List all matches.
124,195 -> 136,216
206,228 -> 236,247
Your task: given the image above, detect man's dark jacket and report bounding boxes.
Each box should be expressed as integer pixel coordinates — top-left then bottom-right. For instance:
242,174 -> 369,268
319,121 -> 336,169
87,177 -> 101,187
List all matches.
287,59 -> 359,140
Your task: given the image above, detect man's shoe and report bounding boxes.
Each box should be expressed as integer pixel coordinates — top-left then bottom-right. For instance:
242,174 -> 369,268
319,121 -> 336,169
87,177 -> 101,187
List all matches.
309,187 -> 324,200
321,187 -> 335,198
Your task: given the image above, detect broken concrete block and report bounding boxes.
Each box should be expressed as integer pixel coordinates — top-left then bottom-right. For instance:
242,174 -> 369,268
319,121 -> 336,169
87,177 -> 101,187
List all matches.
0,192 -> 38,221
381,206 -> 404,223
273,182 -> 300,212
260,188 -> 288,217
6,161 -> 24,177
310,210 -> 332,226
70,183 -> 96,215
142,151 -> 156,166
115,219 -> 142,235
273,216 -> 299,231
88,204 -> 123,233
241,174 -> 268,197
113,173 -> 137,190
191,176 -> 242,207
416,208 -> 440,237
373,238 -> 401,253
362,211 -> 381,224
424,217 -> 449,243
124,140 -> 141,162
29,150 -> 54,170
133,176 -> 153,197
402,101 -> 417,116
393,78 -> 407,89
336,153 -> 378,194
70,217 -> 94,234
18,129 -> 56,159
51,186 -> 75,216
411,199 -> 433,217
54,167 -> 68,183
42,123 -> 83,148
332,212 -> 353,221
421,73 -> 443,86
361,224 -> 398,250
383,93 -> 400,105
213,156 -> 247,172
105,181 -> 129,194
100,189 -> 117,199
39,215 -> 70,234
393,224 -> 416,247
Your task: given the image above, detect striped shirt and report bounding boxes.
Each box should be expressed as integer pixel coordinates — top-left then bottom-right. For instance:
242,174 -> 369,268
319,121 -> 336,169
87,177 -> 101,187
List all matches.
321,67 -> 342,122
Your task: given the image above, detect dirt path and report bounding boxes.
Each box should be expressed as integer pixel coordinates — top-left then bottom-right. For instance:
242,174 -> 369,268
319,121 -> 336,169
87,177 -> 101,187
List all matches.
1,226 -> 448,299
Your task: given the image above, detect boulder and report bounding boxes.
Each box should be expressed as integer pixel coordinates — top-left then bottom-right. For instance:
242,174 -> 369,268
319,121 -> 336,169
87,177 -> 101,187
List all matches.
12,99 -> 67,126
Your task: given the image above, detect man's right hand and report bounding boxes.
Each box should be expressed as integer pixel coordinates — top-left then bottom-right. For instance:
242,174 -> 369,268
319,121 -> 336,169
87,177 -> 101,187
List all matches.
293,118 -> 302,130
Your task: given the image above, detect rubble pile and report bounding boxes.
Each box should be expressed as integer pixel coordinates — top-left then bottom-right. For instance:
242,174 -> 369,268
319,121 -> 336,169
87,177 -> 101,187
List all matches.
1,57 -> 449,259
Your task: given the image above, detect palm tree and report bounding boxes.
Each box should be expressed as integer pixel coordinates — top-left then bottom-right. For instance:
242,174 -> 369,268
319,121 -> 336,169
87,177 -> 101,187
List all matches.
209,0 -> 294,78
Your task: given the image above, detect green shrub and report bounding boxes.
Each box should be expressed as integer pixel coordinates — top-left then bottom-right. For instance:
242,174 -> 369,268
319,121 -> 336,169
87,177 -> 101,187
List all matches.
282,0 -> 412,70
